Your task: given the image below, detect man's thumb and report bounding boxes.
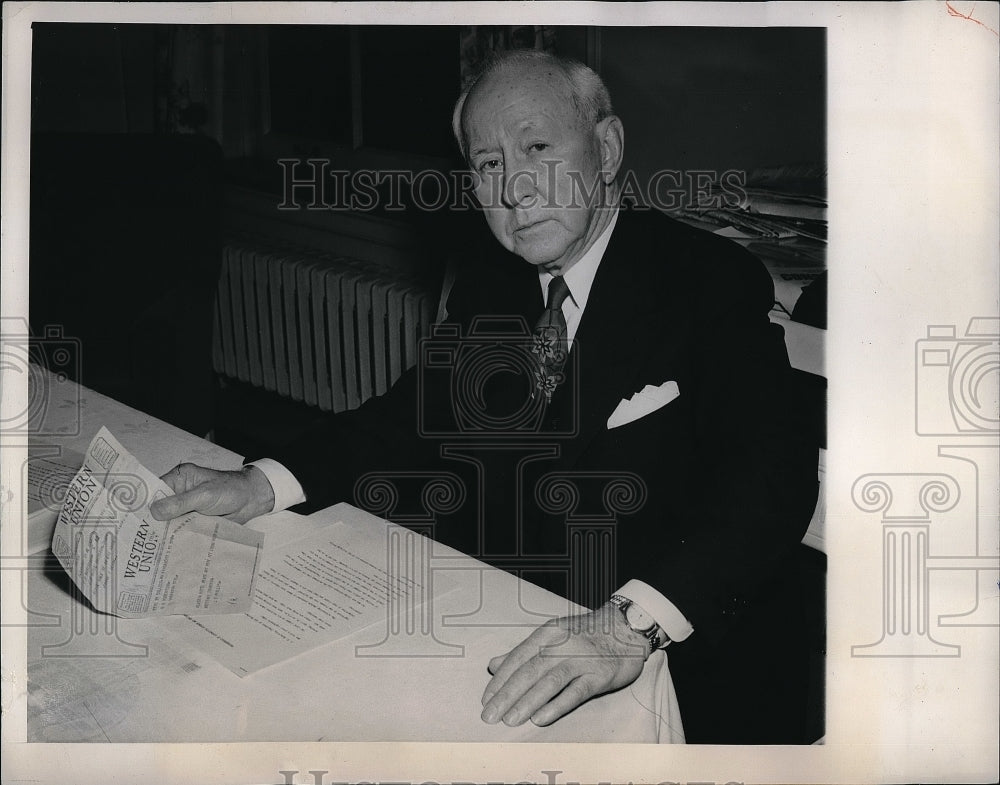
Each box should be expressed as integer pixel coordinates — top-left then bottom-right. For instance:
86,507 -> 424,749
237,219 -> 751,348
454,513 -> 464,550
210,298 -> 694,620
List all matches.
149,494 -> 185,521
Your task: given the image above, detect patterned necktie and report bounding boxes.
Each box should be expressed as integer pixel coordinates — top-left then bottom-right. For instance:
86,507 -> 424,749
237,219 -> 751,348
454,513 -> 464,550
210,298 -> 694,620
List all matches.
531,275 -> 571,403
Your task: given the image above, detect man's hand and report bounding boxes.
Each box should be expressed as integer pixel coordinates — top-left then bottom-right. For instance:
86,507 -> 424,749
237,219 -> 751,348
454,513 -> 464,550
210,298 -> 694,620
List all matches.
480,603 -> 648,727
148,463 -> 275,524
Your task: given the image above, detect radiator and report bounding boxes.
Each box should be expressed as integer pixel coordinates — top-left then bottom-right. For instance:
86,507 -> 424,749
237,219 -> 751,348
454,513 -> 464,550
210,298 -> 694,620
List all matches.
212,239 -> 436,412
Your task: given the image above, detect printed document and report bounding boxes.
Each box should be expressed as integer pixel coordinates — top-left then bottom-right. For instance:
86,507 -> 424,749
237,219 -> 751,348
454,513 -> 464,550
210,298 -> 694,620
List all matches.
165,519 -> 455,676
26,444 -> 86,554
52,427 -> 263,618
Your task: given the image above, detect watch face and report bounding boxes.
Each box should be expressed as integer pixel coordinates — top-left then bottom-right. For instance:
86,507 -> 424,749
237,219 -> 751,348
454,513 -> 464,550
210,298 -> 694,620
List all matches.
624,603 -> 656,633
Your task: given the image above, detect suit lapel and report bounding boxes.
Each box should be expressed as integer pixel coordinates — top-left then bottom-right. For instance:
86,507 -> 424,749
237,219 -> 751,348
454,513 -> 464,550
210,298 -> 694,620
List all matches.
545,209 -> 678,467
456,210 -> 684,469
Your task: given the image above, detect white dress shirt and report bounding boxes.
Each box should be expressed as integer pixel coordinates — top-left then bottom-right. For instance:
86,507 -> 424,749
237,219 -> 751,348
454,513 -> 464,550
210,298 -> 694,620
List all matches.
536,208 -> 615,349
252,206 -> 693,645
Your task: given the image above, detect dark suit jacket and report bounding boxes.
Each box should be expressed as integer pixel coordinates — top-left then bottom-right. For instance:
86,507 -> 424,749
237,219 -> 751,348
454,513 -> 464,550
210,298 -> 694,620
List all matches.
274,206 -> 820,742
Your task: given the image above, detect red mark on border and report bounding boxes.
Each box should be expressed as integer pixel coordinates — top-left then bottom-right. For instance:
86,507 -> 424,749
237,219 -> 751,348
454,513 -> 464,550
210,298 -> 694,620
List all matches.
946,1 -> 1000,37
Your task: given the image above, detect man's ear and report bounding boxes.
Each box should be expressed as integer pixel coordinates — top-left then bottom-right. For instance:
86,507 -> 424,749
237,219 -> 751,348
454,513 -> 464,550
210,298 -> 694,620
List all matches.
596,115 -> 625,184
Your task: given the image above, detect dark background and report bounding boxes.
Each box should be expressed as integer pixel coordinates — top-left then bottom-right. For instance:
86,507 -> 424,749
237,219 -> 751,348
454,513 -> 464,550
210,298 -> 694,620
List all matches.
32,24 -> 825,174
29,23 -> 825,436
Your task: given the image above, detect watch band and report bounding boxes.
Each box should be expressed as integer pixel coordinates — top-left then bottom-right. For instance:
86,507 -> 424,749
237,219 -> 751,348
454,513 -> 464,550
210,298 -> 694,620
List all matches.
608,594 -> 669,653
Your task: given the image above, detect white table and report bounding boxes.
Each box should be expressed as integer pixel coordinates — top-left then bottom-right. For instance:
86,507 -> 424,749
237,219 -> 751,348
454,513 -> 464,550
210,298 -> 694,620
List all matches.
17,370 -> 684,743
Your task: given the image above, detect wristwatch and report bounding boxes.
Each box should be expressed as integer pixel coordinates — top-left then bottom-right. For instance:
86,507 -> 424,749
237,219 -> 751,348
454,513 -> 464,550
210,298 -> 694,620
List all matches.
608,594 -> 670,654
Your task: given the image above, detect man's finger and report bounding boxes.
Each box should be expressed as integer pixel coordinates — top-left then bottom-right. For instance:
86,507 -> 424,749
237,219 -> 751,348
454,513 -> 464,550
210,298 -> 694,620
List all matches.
158,464 -> 188,494
149,485 -> 217,520
482,654 -> 573,725
485,654 -> 506,678
496,661 -> 578,726
482,620 -> 568,706
529,675 -> 598,726
149,494 -> 185,521
159,462 -> 214,494
481,639 -> 539,709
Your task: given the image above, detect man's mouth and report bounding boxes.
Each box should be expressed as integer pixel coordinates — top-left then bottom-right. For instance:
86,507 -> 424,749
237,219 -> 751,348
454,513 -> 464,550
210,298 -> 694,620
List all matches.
513,219 -> 550,234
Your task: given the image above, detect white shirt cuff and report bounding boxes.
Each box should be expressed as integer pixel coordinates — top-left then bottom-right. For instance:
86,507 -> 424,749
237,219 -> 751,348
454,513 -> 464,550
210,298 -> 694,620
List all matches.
246,458 -> 306,512
615,578 -> 694,644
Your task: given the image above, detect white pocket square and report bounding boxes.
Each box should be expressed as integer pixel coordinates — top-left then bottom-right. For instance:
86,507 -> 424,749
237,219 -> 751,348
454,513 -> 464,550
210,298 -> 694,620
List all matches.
606,381 -> 680,429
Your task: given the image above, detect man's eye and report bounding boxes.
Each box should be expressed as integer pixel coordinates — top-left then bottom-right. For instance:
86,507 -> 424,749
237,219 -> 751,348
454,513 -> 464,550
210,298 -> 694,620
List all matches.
528,143 -> 549,153
478,158 -> 502,172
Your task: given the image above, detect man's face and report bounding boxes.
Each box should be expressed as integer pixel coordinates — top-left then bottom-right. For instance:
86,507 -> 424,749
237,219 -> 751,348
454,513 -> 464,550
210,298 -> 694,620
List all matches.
462,65 -> 610,275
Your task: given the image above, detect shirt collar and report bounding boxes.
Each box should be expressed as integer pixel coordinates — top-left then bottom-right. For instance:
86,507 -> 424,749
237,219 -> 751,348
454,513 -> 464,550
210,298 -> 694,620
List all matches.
538,207 -> 620,311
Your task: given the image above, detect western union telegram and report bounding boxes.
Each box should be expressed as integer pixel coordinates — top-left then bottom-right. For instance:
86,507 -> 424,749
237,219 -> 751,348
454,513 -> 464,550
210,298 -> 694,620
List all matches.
52,427 -> 263,618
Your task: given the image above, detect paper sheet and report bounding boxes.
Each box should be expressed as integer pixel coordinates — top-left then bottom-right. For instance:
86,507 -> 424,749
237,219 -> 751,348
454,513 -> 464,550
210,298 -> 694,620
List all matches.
51,427 -> 264,618
27,445 -> 86,515
26,444 -> 86,553
166,519 -> 455,676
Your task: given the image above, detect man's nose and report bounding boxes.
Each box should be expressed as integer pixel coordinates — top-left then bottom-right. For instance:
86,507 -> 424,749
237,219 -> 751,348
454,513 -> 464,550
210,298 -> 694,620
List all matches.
501,166 -> 539,209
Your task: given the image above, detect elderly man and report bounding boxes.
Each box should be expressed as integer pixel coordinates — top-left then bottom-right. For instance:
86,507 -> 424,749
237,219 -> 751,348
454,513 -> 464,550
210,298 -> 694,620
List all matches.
152,50 -> 818,743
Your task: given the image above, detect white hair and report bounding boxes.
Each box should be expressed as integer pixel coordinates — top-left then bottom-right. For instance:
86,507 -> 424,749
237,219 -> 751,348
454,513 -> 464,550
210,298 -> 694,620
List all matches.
451,49 -> 614,162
